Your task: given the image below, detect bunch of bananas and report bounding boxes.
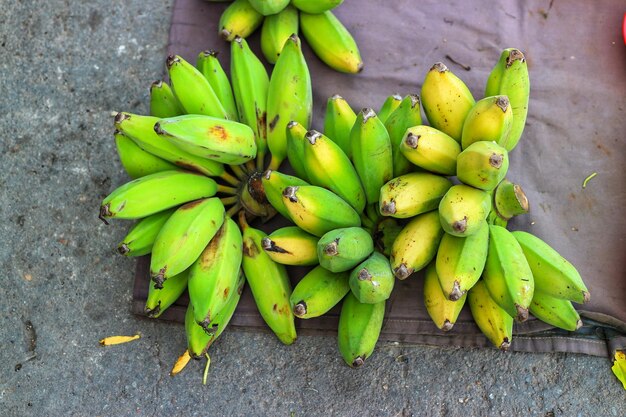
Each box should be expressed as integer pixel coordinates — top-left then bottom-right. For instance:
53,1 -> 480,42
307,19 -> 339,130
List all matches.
212,0 -> 362,72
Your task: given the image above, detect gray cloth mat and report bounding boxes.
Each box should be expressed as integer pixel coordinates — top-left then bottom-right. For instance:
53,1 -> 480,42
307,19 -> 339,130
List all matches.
132,0 -> 626,357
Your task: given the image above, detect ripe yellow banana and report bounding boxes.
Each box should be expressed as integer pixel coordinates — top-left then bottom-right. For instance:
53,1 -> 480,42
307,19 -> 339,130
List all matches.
317,227 -> 374,273
260,5 -> 298,64
291,0 -> 343,14
145,269 -> 189,318
384,94 -> 423,177
438,184 -> 491,237
377,94 -> 402,124
379,172 -> 452,219
456,141 -> 509,191
290,265 -> 350,319
461,95 -> 512,150
399,125 -> 461,176
149,80 -> 183,118
261,226 -> 319,266
529,291 -> 582,331
337,292 -> 385,367
423,262 -> 467,331
468,280 -> 513,351
285,121 -> 309,181
261,169 -> 308,220
349,252 -> 395,304
219,0 -> 264,41
114,131 -> 178,179
323,94 -> 356,158
196,50 -> 239,121
247,0 -> 290,15
117,208 -> 176,256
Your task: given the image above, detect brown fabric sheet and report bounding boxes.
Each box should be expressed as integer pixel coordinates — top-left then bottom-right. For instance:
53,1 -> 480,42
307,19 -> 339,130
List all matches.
132,0 -> 626,357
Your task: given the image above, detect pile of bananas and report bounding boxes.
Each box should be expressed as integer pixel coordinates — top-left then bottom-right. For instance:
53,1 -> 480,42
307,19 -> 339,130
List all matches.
210,0 -> 362,72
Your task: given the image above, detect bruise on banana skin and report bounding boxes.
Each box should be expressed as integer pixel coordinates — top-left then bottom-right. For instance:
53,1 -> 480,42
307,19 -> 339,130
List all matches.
208,125 -> 228,141
242,239 -> 260,258
268,114 -> 279,132
179,199 -> 205,210
272,303 -> 291,316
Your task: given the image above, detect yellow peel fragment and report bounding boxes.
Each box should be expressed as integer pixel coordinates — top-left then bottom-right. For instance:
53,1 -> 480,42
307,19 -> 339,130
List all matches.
170,350 -> 191,377
611,350 -> 626,390
99,334 -> 141,346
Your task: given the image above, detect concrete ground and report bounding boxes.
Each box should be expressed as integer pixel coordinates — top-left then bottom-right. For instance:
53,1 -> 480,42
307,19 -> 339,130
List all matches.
0,0 -> 624,416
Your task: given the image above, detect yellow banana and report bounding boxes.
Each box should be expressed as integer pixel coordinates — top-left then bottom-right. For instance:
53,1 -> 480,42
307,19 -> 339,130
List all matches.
114,131 -> 178,179
337,292 -> 385,367
149,80 -> 184,118
529,291 -> 582,331
399,125 -> 461,176
260,5 -> 299,64
438,184 -> 491,237
323,94 -> 357,158
379,172 -> 452,219
384,94 -> 423,177
117,208 -> 176,256
456,141 -> 509,191
461,95 -> 512,150
261,226 -> 319,266
468,280 -> 513,351
290,265 -> 350,319
145,269 -> 189,318
219,0 -> 264,41
196,50 -> 239,121
423,262 -> 467,331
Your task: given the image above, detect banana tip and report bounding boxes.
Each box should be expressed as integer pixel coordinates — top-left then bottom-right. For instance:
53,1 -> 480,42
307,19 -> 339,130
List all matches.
582,291 -> 591,304
145,303 -> 160,318
293,302 -> 307,317
282,186 -> 298,202
263,169 -> 272,180
500,338 -> 511,351
98,204 -> 111,225
165,55 -> 179,69
451,218 -> 468,234
323,240 -> 339,256
405,133 -> 419,149
515,305 -> 529,322
441,320 -> 454,332
151,269 -> 166,289
394,264 -> 412,280
361,108 -> 376,122
357,268 -> 372,281
449,282 -> 463,301
330,93 -> 343,100
151,80 -> 163,88
261,237 -> 273,250
305,130 -> 321,145
352,356 -> 365,368
575,319 -> 583,330
380,201 -> 396,216
221,29 -> 233,42
287,120 -> 298,129
489,153 -> 504,168
113,112 -> 128,125
117,243 -> 129,255
495,96 -> 510,112
431,62 -> 448,72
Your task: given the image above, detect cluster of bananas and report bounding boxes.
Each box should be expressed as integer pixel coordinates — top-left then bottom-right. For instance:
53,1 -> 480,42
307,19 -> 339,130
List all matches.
211,0 -> 362,73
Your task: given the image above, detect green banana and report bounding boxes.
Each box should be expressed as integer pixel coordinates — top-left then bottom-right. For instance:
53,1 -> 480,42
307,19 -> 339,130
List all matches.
145,269 -> 189,318
350,108 -> 393,205
261,226 -> 319,266
290,265 -> 350,319
260,5 -> 299,64
267,34 -> 313,170
219,0 -> 264,41
384,94 -> 423,177
493,179 -> 529,220
377,94 -> 402,124
281,185 -> 361,237
461,95 -> 512,150
511,231 -> 589,304
196,50 -> 239,121
529,291 -> 583,331
390,210 -> 444,280
240,212 -> 297,345
456,141 -> 509,191
261,169 -> 309,220
399,125 -> 461,175
349,252 -> 395,304
424,262 -> 467,331
484,48 -> 530,151
114,131 -> 179,179
247,0 -> 290,15
379,172 -> 453,219
482,225 -> 534,322
238,171 -> 275,218
468,280 -> 513,351
149,80 -> 184,118
285,121 -> 309,181
317,227 -> 374,273
373,217 -> 402,257
299,11 -> 363,74
150,198 -> 226,288
117,208 -> 176,256
291,0 -> 343,14
420,62 -> 475,142
323,94 -> 357,158
337,292 -> 385,367
438,184 -> 491,237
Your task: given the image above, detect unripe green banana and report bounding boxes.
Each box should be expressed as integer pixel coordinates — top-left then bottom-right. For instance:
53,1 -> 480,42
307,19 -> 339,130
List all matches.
188,217 -> 243,330
390,210 -> 444,280
484,48 -> 529,151
423,262 -> 467,331
291,0 -> 343,14
399,125 -> 461,175
337,292 -> 385,368
117,208 -> 176,256
267,34 -> 313,170
373,217 -> 402,257
261,226 -> 319,266
529,291 -> 582,331
196,50 -> 239,121
145,269 -> 189,318
150,198 -> 226,288
384,94 -> 423,177
323,94 -> 357,158
317,227 -> 374,272
435,222 -> 489,301
99,170 -> 219,221
511,231 -> 589,304
482,225 -> 534,322
468,280 -> 513,351
149,80 -> 184,118
379,172 -> 452,219
377,94 -> 402,124
299,11 -> 363,74
493,180 -> 529,220
456,141 -> 509,191
238,171 -> 276,218
219,0 -> 264,41
290,265 -> 350,319
155,114 -> 256,165
261,170 -> 309,220
350,108 -> 393,205
185,304 -> 213,359
282,185 -> 361,237
114,131 -> 179,179
302,130 -> 366,213
240,213 -> 297,345
461,95 -> 512,150
247,0 -> 290,15
349,252 -> 395,304
285,121 -> 309,181
260,5 -> 298,64
421,62 -> 475,142
438,184 -> 491,237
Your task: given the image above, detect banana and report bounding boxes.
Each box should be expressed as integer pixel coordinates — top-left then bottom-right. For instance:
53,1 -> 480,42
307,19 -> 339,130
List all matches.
493,179 -> 529,220
145,269 -> 189,318
468,280 -> 513,351
261,169 -> 308,220
482,225 -> 534,322
99,170 -> 219,221
456,141 -> 509,191
384,94 -> 423,177
420,62 -> 475,142
281,185 -> 361,237
529,291 -> 583,331
484,48 -> 530,151
317,227 -> 374,272
285,121 -> 309,181
154,114 -> 256,165
379,172 -> 452,219
219,0 -> 264,41
247,0 -> 290,15
511,231 -> 589,304
377,94 -> 403,124
114,131 -> 179,179
261,226 -> 319,266
349,252 -> 395,304
196,50 -> 239,121
399,125 -> 461,176
188,217 -> 243,330
438,184 -> 491,237
117,208 -> 176,256
302,130 -> 366,213
323,94 -> 357,158
461,95 -> 512,150
299,11 -> 363,74
423,262 -> 467,331
373,217 -> 403,257
390,210 -> 444,280
350,108 -> 393,205
238,170 -> 275,218
337,292 -> 385,368
150,198 -> 226,288
185,304 -> 213,359
240,212 -> 297,345
435,222 -> 489,301
290,265 -> 350,319
149,80 -> 184,118
113,112 -> 225,177
291,0 -> 343,14
267,34 -> 313,170
260,5 -> 298,64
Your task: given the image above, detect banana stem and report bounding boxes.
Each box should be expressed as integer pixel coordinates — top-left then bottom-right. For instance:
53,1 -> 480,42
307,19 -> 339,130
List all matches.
229,164 -> 248,181
366,204 -> 380,224
202,353 -> 211,385
216,184 -> 238,195
256,149 -> 266,172
267,154 -> 283,172
220,196 -> 239,206
227,203 -> 243,219
360,212 -> 375,230
219,171 -> 241,187
245,160 -> 256,174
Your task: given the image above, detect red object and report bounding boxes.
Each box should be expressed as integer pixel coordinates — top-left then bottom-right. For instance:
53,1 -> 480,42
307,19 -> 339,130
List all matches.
623,13 -> 626,44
